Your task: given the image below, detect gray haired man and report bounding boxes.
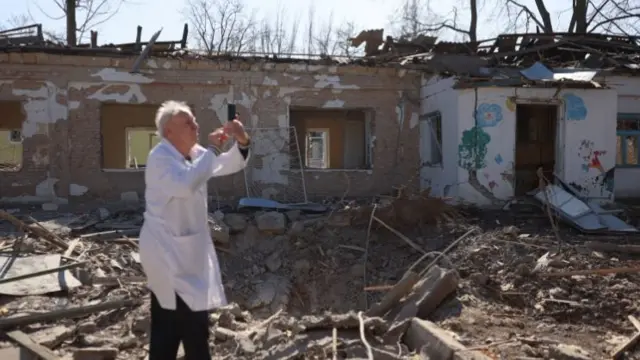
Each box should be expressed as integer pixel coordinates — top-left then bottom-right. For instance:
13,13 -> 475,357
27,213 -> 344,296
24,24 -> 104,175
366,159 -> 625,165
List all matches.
139,100 -> 250,359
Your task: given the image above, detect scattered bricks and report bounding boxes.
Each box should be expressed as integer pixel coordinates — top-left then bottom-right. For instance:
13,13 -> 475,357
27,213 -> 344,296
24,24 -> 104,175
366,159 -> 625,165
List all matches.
404,318 -> 492,360
255,212 -> 286,234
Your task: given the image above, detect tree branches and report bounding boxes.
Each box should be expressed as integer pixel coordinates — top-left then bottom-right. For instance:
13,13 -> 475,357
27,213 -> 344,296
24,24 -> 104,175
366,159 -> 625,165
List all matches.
31,0 -> 126,44
185,0 -> 361,57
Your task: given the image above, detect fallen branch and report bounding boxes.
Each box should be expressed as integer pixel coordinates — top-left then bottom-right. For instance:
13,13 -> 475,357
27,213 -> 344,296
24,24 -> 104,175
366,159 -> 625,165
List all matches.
584,241 -> 640,255
0,297 -> 141,329
372,215 -> 426,254
0,261 -> 87,285
0,211 -> 68,251
539,266 -> 640,277
408,227 -> 478,277
357,311 -> 374,360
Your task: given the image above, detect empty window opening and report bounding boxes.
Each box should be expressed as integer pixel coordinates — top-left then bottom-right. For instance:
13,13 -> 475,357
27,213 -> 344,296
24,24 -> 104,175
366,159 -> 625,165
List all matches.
290,109 -> 371,170
0,101 -> 24,172
616,114 -> 640,167
127,128 -> 160,169
421,111 -> 442,166
515,104 -> 558,195
101,103 -> 159,170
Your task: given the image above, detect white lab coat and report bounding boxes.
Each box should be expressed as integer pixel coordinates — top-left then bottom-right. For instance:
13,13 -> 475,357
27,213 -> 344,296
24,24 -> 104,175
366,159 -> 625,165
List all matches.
139,139 -> 249,311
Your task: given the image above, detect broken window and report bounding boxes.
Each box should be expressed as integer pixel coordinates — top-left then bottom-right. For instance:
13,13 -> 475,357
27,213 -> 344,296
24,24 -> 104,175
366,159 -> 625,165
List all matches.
424,111 -> 442,165
616,115 -> 640,167
101,103 -> 159,170
0,101 -> 24,172
305,129 -> 330,169
290,109 -> 370,170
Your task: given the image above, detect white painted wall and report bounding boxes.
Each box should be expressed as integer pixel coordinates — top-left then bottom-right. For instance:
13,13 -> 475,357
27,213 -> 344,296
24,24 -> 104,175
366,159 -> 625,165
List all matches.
601,75 -> 640,198
419,76 -> 458,197
419,77 -> 618,206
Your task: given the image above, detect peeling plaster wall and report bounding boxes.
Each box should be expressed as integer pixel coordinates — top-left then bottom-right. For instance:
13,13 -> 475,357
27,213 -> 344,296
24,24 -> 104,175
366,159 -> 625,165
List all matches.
420,77 -> 617,207
0,53 -> 421,202
455,86 -> 616,206
419,76 -> 458,198
602,75 -> 640,198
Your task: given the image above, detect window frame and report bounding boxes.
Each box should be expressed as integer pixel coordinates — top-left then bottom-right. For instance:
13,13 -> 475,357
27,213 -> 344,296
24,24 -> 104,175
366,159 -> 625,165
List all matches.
424,111 -> 443,166
125,127 -> 159,170
304,128 -> 330,169
617,113 -> 640,168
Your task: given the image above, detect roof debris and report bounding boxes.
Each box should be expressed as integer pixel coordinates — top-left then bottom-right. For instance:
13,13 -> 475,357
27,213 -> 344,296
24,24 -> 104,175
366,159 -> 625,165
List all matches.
4,22 -> 640,73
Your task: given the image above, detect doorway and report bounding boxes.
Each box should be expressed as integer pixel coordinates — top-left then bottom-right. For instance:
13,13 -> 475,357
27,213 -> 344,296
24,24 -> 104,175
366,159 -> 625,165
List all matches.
514,104 -> 558,195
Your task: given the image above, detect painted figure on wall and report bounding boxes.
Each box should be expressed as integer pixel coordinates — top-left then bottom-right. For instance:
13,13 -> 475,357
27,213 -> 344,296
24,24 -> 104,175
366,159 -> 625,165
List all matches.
563,93 -> 587,121
458,126 -> 501,203
578,139 -> 614,194
474,103 -> 503,128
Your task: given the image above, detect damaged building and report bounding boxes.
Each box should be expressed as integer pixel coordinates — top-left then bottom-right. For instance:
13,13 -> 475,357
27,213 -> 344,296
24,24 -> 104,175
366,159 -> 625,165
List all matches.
0,25 -> 421,205
414,33 -> 640,208
5,26 -> 640,210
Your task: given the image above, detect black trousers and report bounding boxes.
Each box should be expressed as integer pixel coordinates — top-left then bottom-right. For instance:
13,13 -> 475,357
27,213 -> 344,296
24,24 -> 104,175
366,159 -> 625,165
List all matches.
149,292 -> 210,360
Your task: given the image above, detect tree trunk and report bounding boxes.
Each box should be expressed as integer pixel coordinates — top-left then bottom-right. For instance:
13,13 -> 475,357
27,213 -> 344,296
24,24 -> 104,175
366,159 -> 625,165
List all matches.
66,0 -> 76,46
468,169 -> 501,204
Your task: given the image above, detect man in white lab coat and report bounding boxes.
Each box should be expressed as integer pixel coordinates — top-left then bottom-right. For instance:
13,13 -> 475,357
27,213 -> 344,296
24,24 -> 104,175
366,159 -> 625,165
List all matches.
139,100 -> 250,360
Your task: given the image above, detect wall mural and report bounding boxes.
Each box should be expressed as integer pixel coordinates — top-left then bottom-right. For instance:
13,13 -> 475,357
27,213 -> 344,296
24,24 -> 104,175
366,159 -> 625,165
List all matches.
563,93 -> 587,121
577,139 -> 614,194
458,125 -> 501,203
505,97 -> 516,112
475,103 -> 504,128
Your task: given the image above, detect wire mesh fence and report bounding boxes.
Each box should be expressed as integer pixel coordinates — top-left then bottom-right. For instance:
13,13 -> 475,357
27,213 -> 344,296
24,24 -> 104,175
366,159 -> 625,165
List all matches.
243,127 -> 308,204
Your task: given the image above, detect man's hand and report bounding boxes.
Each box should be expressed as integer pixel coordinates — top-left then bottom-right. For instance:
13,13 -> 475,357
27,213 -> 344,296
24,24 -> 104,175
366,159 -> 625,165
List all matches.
208,128 -> 227,148
224,119 -> 250,146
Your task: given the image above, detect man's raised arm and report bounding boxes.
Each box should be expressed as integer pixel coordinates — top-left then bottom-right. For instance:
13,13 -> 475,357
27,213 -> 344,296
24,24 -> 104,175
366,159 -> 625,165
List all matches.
146,151 -> 216,197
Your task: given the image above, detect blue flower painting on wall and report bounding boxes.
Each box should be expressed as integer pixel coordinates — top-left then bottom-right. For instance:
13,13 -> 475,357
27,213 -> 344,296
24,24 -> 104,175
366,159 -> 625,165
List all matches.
563,93 -> 587,121
475,103 -> 503,128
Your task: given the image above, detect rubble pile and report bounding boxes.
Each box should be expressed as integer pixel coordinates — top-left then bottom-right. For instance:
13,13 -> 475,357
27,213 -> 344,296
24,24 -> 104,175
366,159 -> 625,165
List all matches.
1,195 -> 640,359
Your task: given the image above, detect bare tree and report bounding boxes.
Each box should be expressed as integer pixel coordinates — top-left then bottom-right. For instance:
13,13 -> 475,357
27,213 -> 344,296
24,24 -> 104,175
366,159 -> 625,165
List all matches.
395,0 -> 478,42
335,21 -> 361,57
306,10 -> 358,56
0,15 -> 31,30
257,3 -> 299,54
186,0 -> 256,55
306,3 -> 315,55
402,0 -> 640,44
31,0 -> 126,45
500,0 -> 640,35
314,11 -> 339,55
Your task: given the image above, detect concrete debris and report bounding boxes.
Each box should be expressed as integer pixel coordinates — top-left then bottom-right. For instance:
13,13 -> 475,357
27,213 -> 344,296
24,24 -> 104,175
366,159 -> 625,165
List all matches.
255,212 -> 287,234
0,190 -> 637,359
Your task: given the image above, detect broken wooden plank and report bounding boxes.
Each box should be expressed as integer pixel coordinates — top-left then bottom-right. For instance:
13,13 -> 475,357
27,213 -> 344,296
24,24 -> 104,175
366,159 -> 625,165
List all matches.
584,241 -> 640,255
365,271 -> 420,318
0,261 -> 86,285
80,230 -> 139,241
0,298 -> 141,329
404,318 -> 492,360
0,211 -> 68,251
6,330 -> 60,360
539,266 -> 640,277
612,330 -> 640,359
629,315 -> 640,331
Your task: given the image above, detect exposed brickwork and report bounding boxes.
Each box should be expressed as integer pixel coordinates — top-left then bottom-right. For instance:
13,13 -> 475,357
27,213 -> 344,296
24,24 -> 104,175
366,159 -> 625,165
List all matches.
0,53 -> 422,203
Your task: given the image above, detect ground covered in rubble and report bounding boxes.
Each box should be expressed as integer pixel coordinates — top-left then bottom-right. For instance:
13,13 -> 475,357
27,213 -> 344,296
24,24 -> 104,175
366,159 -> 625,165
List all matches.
0,199 -> 639,359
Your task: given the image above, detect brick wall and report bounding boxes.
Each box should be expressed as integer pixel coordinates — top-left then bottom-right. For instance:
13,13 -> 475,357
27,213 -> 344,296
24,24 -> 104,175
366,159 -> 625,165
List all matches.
0,53 -> 422,204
